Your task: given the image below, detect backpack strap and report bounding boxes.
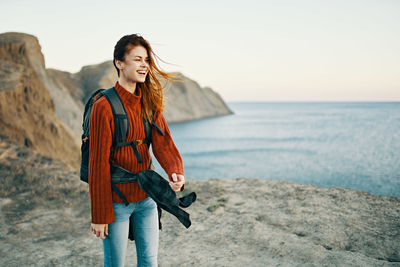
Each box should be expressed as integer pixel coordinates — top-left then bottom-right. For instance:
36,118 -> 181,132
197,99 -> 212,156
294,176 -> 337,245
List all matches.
102,87 -> 131,160
102,87 -> 129,143
143,102 -> 165,137
143,116 -> 151,146
142,112 -> 155,170
111,182 -> 129,206
152,119 -> 165,136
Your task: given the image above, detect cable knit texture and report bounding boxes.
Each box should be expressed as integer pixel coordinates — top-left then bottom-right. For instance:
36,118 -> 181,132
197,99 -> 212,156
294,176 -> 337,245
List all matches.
88,81 -> 185,224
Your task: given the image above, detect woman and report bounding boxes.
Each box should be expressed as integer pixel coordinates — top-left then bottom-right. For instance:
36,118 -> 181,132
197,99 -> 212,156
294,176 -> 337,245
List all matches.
88,34 -> 185,267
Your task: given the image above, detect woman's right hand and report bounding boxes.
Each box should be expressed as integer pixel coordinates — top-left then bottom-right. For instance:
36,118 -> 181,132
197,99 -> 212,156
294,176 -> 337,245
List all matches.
169,173 -> 185,192
91,223 -> 108,239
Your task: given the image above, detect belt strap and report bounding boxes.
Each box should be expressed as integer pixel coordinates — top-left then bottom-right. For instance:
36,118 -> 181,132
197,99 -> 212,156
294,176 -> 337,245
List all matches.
111,182 -> 129,206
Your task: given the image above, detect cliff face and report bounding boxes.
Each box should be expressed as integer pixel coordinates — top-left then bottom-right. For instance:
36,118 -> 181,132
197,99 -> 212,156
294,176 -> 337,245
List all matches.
73,60 -> 233,123
45,68 -> 83,136
0,32 -> 80,169
0,31 -> 232,169
74,60 -> 117,104
162,72 -> 233,122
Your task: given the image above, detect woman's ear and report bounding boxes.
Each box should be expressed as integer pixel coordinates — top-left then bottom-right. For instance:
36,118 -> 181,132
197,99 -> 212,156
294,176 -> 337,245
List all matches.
115,59 -> 124,70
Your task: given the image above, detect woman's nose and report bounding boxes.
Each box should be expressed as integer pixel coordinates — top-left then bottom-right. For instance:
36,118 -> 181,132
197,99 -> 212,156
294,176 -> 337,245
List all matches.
140,60 -> 148,68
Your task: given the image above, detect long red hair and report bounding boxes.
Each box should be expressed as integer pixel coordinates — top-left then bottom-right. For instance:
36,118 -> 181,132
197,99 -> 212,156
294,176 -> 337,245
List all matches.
113,34 -> 178,122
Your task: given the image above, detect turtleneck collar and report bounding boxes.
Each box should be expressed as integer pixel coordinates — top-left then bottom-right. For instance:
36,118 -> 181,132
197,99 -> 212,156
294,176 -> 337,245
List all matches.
114,81 -> 142,106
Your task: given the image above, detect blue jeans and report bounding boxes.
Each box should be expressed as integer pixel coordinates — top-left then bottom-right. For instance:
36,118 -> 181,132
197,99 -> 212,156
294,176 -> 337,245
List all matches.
103,197 -> 159,267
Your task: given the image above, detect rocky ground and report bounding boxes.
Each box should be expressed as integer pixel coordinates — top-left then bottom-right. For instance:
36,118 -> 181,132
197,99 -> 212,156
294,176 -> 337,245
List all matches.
0,136 -> 399,266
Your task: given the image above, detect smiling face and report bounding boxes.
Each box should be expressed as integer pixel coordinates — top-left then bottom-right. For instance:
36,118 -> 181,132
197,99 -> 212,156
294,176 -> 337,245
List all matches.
115,45 -> 150,84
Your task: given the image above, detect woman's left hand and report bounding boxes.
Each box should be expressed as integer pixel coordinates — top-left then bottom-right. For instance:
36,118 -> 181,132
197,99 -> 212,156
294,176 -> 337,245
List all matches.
169,173 -> 185,192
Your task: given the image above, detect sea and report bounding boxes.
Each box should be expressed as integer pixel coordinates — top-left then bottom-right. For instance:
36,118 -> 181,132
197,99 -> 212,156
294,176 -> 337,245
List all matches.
152,102 -> 400,198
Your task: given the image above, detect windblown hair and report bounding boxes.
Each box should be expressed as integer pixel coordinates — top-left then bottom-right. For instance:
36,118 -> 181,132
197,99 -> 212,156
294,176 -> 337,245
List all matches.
113,34 -> 177,122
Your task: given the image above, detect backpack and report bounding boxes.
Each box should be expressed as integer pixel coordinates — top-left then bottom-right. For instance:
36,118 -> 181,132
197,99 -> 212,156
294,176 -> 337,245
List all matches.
79,86 -> 164,187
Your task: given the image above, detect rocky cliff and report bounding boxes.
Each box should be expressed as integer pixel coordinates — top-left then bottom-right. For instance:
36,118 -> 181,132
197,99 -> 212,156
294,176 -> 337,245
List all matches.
0,32 -> 233,169
162,72 -> 233,122
73,60 -> 233,123
0,32 -> 80,168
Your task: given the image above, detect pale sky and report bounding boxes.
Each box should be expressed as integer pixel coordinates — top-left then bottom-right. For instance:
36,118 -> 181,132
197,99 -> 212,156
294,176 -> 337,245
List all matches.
1,0 -> 399,102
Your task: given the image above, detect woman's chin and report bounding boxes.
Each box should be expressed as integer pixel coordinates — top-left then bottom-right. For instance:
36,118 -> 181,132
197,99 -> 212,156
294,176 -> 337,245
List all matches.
136,77 -> 147,83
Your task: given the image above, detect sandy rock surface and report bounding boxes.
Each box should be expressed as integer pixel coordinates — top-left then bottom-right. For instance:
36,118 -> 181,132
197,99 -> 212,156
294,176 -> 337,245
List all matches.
0,137 -> 399,267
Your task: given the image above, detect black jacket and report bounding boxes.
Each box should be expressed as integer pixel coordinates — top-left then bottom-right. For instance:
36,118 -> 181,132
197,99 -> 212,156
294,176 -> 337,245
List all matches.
110,164 -> 197,240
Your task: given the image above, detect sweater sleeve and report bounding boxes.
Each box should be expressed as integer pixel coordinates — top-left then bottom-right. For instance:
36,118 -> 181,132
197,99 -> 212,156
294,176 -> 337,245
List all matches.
151,110 -> 185,192
88,98 -> 115,224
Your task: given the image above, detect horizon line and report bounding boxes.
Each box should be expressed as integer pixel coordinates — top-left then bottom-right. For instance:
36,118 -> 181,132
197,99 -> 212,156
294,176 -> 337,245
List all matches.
226,100 -> 400,103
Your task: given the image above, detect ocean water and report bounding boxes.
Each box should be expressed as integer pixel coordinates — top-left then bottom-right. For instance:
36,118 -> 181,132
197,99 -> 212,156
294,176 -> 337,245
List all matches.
152,102 -> 400,198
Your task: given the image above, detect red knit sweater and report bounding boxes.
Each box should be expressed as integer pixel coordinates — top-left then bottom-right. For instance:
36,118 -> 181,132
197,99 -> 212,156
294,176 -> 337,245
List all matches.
88,81 -> 185,224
